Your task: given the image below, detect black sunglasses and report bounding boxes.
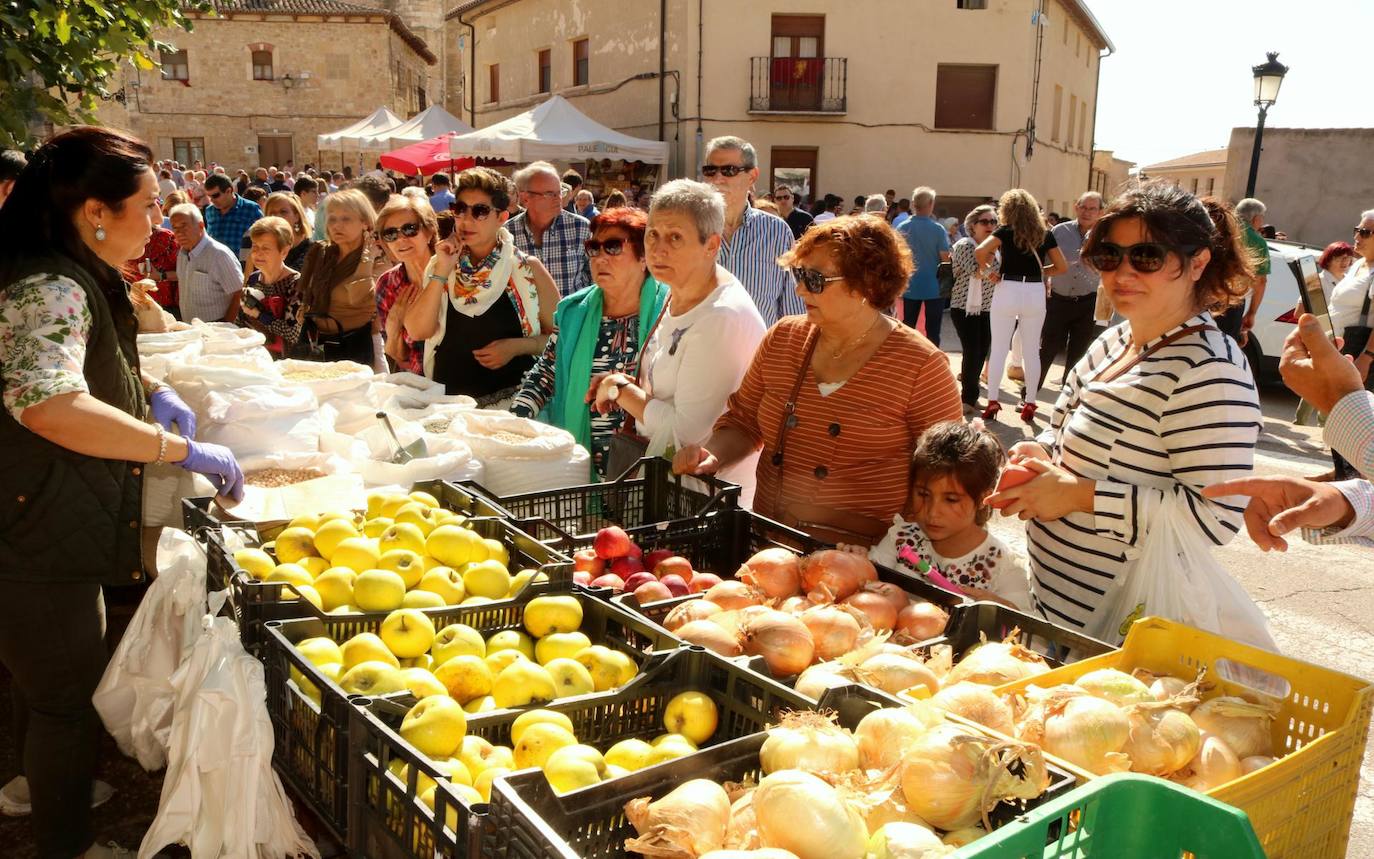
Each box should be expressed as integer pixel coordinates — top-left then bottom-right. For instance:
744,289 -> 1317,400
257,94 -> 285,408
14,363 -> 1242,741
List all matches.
379,221 -> 422,243
974,218 -> 998,226
1355,227 -> 1374,239
450,201 -> 494,220
791,266 -> 844,293
584,237 -> 628,258
1085,241 -> 1200,274
701,165 -> 749,178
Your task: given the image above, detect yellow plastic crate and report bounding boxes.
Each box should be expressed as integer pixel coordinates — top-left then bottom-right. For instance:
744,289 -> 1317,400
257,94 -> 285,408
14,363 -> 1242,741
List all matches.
994,617 -> 1372,859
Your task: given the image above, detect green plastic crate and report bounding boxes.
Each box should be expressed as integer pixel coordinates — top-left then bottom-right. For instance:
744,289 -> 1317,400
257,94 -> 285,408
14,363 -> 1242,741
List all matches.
952,772 -> 1266,859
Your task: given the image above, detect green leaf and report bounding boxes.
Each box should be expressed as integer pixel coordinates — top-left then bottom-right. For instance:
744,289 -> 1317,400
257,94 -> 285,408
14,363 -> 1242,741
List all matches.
132,52 -> 155,71
55,10 -> 70,43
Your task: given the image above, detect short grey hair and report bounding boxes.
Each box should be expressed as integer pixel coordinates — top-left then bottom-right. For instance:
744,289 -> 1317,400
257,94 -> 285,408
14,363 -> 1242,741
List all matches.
575,188 -> 594,203
168,202 -> 203,224
864,194 -> 888,213
512,160 -> 560,190
964,204 -> 997,236
1360,209 -> 1374,223
1236,198 -> 1267,222
704,136 -> 757,171
1076,190 -> 1105,207
650,179 -> 726,241
912,186 -> 937,211
400,186 -> 427,201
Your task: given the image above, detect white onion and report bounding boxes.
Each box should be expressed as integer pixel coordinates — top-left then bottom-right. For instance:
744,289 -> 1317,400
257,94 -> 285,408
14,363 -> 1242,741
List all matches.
760,712 -> 860,776
945,640 -> 1049,687
1241,754 -> 1277,774
624,779 -> 731,858
1076,668 -> 1155,706
1042,695 -> 1131,775
753,770 -> 869,859
857,653 -> 940,695
1190,697 -> 1276,759
866,821 -> 946,859
853,708 -> 930,771
794,662 -> 855,702
858,788 -> 932,835
1185,733 -> 1243,791
1123,707 -> 1200,776
900,724 -> 1048,831
930,683 -> 1016,735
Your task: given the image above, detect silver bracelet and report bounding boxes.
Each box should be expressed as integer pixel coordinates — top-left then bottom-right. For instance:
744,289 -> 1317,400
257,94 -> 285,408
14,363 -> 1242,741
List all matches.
154,423 -> 168,465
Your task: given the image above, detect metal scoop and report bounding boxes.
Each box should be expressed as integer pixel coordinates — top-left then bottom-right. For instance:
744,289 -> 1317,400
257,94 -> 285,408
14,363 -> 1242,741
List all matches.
376,411 -> 428,464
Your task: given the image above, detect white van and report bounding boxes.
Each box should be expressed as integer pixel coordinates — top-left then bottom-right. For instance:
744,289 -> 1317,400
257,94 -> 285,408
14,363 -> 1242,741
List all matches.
1243,240 -> 1319,385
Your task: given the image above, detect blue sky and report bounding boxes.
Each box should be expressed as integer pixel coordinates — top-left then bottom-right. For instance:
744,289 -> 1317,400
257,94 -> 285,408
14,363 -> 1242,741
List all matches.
1089,0 -> 1370,168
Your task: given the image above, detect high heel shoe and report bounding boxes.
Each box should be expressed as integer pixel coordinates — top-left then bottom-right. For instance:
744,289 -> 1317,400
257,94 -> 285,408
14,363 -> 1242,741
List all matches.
1019,401 -> 1038,424
982,401 -> 1002,421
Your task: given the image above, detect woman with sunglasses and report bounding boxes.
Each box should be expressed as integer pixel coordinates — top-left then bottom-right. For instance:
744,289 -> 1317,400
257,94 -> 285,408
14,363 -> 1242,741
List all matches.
949,204 -> 1000,412
405,166 -> 557,406
511,207 -> 668,478
673,215 -> 962,543
976,189 -> 1069,423
988,182 -> 1261,641
373,195 -> 437,375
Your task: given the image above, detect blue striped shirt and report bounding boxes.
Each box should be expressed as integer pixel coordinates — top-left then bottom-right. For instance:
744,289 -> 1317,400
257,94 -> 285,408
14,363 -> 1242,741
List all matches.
718,206 -> 803,328
203,195 -> 262,264
508,208 -> 592,298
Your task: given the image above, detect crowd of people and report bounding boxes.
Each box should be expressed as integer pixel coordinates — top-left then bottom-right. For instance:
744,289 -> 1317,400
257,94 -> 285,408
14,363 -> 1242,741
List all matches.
3,123 -> 1374,858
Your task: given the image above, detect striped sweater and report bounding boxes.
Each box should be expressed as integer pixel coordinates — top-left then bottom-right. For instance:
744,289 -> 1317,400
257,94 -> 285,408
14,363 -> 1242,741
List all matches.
1026,312 -> 1261,630
715,316 -> 963,527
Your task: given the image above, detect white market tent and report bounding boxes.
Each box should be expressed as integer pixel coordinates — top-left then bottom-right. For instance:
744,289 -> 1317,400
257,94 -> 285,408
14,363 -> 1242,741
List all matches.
446,96 -> 668,164
357,105 -> 474,153
316,106 -> 403,150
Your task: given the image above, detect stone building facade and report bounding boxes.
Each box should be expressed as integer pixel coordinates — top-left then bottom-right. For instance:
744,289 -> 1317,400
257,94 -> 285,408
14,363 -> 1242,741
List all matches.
93,0 -> 438,170
1138,148 -> 1229,201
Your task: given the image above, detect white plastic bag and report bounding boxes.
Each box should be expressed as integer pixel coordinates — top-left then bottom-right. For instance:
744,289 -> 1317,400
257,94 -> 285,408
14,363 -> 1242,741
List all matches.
449,410 -> 589,495
276,358 -> 374,398
142,461 -> 217,529
204,384 -> 317,424
139,615 -> 318,859
233,451 -> 365,523
357,434 -> 481,487
93,530 -> 218,771
1089,493 -> 1277,651
197,323 -> 267,355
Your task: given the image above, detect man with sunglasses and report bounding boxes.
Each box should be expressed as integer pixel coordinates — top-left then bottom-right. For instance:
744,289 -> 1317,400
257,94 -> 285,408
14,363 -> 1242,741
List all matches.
773,184 -> 812,239
201,173 -> 261,266
507,161 -> 591,298
702,136 -> 803,328
1037,191 -> 1104,393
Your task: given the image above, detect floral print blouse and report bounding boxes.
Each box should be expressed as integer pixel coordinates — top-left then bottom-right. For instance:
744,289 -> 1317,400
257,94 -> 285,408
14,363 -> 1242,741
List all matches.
375,263 -> 423,375
0,274 -> 92,423
868,514 -> 1033,610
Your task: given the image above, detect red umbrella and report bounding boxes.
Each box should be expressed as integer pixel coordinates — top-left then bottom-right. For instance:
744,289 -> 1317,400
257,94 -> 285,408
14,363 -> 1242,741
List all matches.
379,132 -> 476,176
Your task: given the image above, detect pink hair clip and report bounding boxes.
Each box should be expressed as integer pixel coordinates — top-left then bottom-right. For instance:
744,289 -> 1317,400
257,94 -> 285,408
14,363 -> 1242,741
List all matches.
897,544 -> 963,595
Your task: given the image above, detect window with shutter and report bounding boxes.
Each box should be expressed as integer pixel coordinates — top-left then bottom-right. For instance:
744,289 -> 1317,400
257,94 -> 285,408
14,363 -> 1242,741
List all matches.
934,65 -> 996,130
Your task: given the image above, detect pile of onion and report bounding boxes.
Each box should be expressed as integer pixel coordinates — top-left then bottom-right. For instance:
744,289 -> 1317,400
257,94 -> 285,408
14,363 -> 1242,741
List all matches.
624,779 -> 732,858
760,711 -> 860,775
799,550 -> 876,603
945,637 -> 1049,687
900,724 -> 1050,831
740,609 -> 815,676
737,548 -> 802,599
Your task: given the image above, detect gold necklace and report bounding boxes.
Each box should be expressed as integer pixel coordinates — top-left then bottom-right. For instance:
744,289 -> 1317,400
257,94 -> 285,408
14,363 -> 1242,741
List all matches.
827,313 -> 884,360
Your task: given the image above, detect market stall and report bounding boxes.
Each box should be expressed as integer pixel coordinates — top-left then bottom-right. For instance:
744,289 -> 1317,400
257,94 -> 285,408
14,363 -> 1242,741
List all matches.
357,104 -> 473,155
315,105 -> 403,172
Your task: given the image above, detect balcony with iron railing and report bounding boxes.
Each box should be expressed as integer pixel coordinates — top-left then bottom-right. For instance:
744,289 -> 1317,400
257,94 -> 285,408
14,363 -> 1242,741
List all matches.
749,56 -> 847,114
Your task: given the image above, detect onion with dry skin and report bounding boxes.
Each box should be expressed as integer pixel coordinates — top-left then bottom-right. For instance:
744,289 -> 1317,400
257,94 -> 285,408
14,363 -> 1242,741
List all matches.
861,581 -> 910,613
841,591 -> 898,631
676,620 -> 743,657
944,638 -> 1049,687
760,711 -> 861,775
800,550 -> 877,603
856,653 -> 940,696
1190,697 -> 1276,759
1076,669 -> 1155,706
800,605 -> 864,661
624,778 -> 732,859
740,609 -> 815,676
1241,755 -> 1277,774
1184,733 -> 1243,791
724,790 -> 760,850
664,599 -> 722,631
895,601 -> 949,642
900,724 -> 1049,831
752,770 -> 869,859
794,662 -> 855,702
701,851 -> 801,859
704,580 -> 765,611
777,595 -> 811,615
1041,694 -> 1131,776
737,548 -> 802,599
1123,707 -> 1201,776
930,682 -> 1016,735
853,707 -> 932,771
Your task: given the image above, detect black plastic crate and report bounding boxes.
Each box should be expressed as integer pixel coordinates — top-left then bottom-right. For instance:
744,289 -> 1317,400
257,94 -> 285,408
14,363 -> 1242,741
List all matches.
350,646 -> 813,859
461,456 -> 741,544
484,682 -> 1078,859
261,587 -> 680,842
936,600 -> 1113,668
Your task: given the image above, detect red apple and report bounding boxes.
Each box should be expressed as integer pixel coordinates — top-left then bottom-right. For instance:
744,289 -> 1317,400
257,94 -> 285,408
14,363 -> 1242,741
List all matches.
643,548 -> 675,571
653,556 -> 694,581
622,571 -> 658,593
574,548 -> 605,576
590,573 -> 626,592
572,570 -> 593,587
687,572 -> 723,593
990,463 -> 1036,509
659,574 -> 690,597
594,526 -> 633,559
610,555 -> 646,579
626,542 -> 644,561
633,580 -> 674,603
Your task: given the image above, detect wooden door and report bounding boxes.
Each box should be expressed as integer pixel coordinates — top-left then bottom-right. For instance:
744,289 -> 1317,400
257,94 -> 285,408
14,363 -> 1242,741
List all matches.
257,134 -> 293,170
770,15 -> 823,111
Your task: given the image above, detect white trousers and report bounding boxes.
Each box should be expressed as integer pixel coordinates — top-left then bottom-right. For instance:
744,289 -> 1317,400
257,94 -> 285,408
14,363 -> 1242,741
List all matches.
988,279 -> 1046,405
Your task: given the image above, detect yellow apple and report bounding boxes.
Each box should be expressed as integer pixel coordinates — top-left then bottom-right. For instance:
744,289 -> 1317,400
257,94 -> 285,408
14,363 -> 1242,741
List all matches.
402,589 -> 446,609
399,654 -> 435,670
506,568 -> 536,596
313,518 -> 360,561
574,645 -> 630,692
647,739 -> 696,766
400,694 -> 467,758
463,560 -> 511,601
416,567 -> 466,605
460,596 -> 494,607
485,649 -> 527,676
313,568 -> 357,612
457,735 -> 508,777
366,490 -> 391,519
464,695 -> 497,714
534,631 -> 591,666
486,629 -> 535,660
482,539 -> 510,567
378,493 -> 412,520
523,595 -> 583,638
492,661 -> 557,708
432,509 -> 466,527
395,502 -> 442,536
290,661 -> 341,705
331,537 -> 381,574
400,667 -> 447,699
544,658 -> 595,699
509,709 -> 576,747
379,608 -> 436,657
353,569 -> 406,611
420,783 -> 481,830
341,632 -> 400,670
298,556 -> 330,577
652,733 -> 698,749
426,525 -> 482,568
329,604 -> 359,615
604,738 -> 655,773
273,527 -> 319,564
285,512 -> 320,532
473,766 -> 512,802
431,624 -> 485,662
513,722 -> 577,770
233,548 -> 275,580
378,548 -> 425,589
362,517 -> 394,538
663,691 -> 719,745
267,563 -> 313,589
339,660 -> 406,696
315,510 -> 353,527
293,584 -> 323,610
606,764 -> 631,779
379,522 -> 427,557
408,490 -> 440,509
433,655 -> 493,703
421,554 -> 446,572
296,636 -> 343,667
543,744 -> 604,793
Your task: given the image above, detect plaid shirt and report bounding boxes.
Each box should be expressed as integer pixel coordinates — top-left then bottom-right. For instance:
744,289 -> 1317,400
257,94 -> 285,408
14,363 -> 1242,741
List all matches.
204,194 -> 261,263
1303,392 -> 1374,547
507,209 -> 591,297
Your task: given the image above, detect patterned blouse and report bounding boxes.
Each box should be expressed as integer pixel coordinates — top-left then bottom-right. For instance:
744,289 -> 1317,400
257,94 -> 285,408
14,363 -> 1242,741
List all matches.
510,313 -> 641,478
868,514 -> 1033,611
0,274 -> 93,422
375,263 -> 423,375
238,268 -> 303,355
950,237 -> 998,315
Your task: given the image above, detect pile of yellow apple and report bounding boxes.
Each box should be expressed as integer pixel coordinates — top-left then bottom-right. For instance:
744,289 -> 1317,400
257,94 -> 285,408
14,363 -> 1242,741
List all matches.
232,489 -> 547,614
288,595 -> 641,716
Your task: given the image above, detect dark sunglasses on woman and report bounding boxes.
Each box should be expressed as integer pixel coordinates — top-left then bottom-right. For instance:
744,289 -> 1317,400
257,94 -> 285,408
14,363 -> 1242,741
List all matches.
450,201 -> 494,220
584,237 -> 627,258
379,221 -> 422,243
1355,226 -> 1374,239
790,266 -> 845,293
1085,241 -> 1199,274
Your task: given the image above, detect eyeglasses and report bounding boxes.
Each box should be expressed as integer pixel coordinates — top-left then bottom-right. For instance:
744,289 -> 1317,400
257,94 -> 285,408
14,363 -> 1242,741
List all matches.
1355,227 -> 1374,239
791,266 -> 845,293
523,190 -> 561,201
701,165 -> 749,178
380,221 -> 422,243
451,201 -> 494,220
775,194 -> 793,201
1085,241 -> 1199,273
584,237 -> 628,258
974,218 -> 998,226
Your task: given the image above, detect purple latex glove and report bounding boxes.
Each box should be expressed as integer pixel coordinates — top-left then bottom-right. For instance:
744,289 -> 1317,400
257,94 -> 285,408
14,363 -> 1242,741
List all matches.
150,386 -> 197,438
177,439 -> 245,503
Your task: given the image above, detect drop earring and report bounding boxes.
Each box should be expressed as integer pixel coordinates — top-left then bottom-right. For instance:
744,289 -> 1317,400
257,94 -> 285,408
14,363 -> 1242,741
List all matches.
95,225 -> 107,241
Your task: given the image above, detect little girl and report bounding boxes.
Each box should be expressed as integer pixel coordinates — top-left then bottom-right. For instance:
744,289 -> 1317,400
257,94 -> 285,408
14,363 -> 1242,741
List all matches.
866,420 -> 1033,610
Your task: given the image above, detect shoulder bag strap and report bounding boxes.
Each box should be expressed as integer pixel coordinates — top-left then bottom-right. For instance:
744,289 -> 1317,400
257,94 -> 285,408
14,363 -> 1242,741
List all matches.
619,302 -> 673,437
1099,324 -> 1215,384
769,325 -> 821,467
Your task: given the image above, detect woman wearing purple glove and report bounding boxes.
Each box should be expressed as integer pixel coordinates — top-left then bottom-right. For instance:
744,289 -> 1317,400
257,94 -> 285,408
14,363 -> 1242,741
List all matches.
0,127 -> 243,859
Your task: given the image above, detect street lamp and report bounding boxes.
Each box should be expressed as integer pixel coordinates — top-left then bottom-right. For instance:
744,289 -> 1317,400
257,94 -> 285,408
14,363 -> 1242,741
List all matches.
1244,51 -> 1289,198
